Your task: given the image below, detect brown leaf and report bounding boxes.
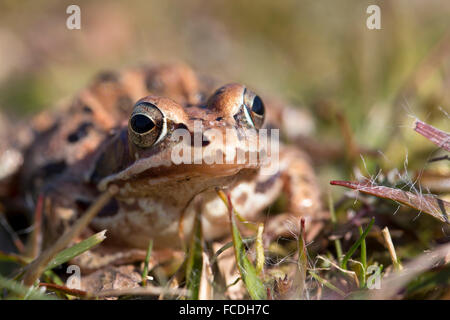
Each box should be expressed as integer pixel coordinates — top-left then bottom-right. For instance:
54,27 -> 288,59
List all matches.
414,120 -> 450,152
330,180 -> 450,224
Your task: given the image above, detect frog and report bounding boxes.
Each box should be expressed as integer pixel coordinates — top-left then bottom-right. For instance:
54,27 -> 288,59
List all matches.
18,64 -> 326,268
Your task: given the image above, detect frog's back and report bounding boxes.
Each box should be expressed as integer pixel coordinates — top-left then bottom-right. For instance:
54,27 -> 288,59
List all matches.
19,64 -> 215,198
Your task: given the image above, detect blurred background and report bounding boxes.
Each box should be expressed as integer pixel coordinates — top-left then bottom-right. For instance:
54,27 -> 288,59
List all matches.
0,1 -> 449,298
0,0 -> 449,186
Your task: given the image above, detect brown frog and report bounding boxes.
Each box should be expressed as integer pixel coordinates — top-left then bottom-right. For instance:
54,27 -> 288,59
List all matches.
19,64 -> 325,255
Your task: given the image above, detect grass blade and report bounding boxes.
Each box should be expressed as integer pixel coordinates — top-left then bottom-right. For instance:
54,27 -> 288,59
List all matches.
185,211 -> 203,300
317,255 -> 360,287
381,227 -> 403,271
0,275 -> 57,300
27,194 -> 44,258
217,190 -> 267,300
198,252 -> 213,300
141,239 -> 153,286
44,230 -> 106,272
0,211 -> 25,254
358,226 -> 367,287
328,192 -> 343,263
293,218 -> 308,299
0,251 -> 30,265
309,271 -> 346,297
210,237 -> 255,266
255,223 -> 265,276
340,217 -> 375,270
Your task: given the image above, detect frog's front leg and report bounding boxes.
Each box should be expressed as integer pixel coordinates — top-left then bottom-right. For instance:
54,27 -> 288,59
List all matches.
269,146 -> 328,241
201,145 -> 326,242
225,145 -> 326,242
278,147 -> 322,217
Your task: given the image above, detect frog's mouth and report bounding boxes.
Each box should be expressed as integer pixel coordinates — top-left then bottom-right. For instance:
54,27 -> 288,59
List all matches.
96,122 -> 277,194
97,149 -> 263,192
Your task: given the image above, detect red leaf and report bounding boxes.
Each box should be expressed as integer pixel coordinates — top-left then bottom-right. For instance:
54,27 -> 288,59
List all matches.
330,180 -> 450,224
414,120 -> 450,152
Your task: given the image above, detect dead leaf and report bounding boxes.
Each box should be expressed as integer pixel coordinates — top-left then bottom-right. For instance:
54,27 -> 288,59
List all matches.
330,180 -> 450,224
414,120 -> 450,152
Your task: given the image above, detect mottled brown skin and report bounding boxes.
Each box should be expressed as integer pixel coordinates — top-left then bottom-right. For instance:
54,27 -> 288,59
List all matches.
19,64 -> 325,254
20,64 -> 207,198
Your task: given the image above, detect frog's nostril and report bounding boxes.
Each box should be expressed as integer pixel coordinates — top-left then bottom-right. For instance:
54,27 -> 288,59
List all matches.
130,114 -> 155,134
190,134 -> 210,147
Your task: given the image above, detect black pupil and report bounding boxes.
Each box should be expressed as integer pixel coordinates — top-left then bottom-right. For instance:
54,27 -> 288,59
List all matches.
131,114 -> 155,134
252,96 -> 265,116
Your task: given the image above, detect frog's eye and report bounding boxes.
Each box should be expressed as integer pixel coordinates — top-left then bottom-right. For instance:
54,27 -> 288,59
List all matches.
242,89 -> 265,129
247,95 -> 265,129
128,102 -> 166,147
130,114 -> 155,134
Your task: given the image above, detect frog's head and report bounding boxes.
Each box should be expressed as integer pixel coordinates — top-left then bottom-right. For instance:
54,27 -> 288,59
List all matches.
92,84 -> 269,201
